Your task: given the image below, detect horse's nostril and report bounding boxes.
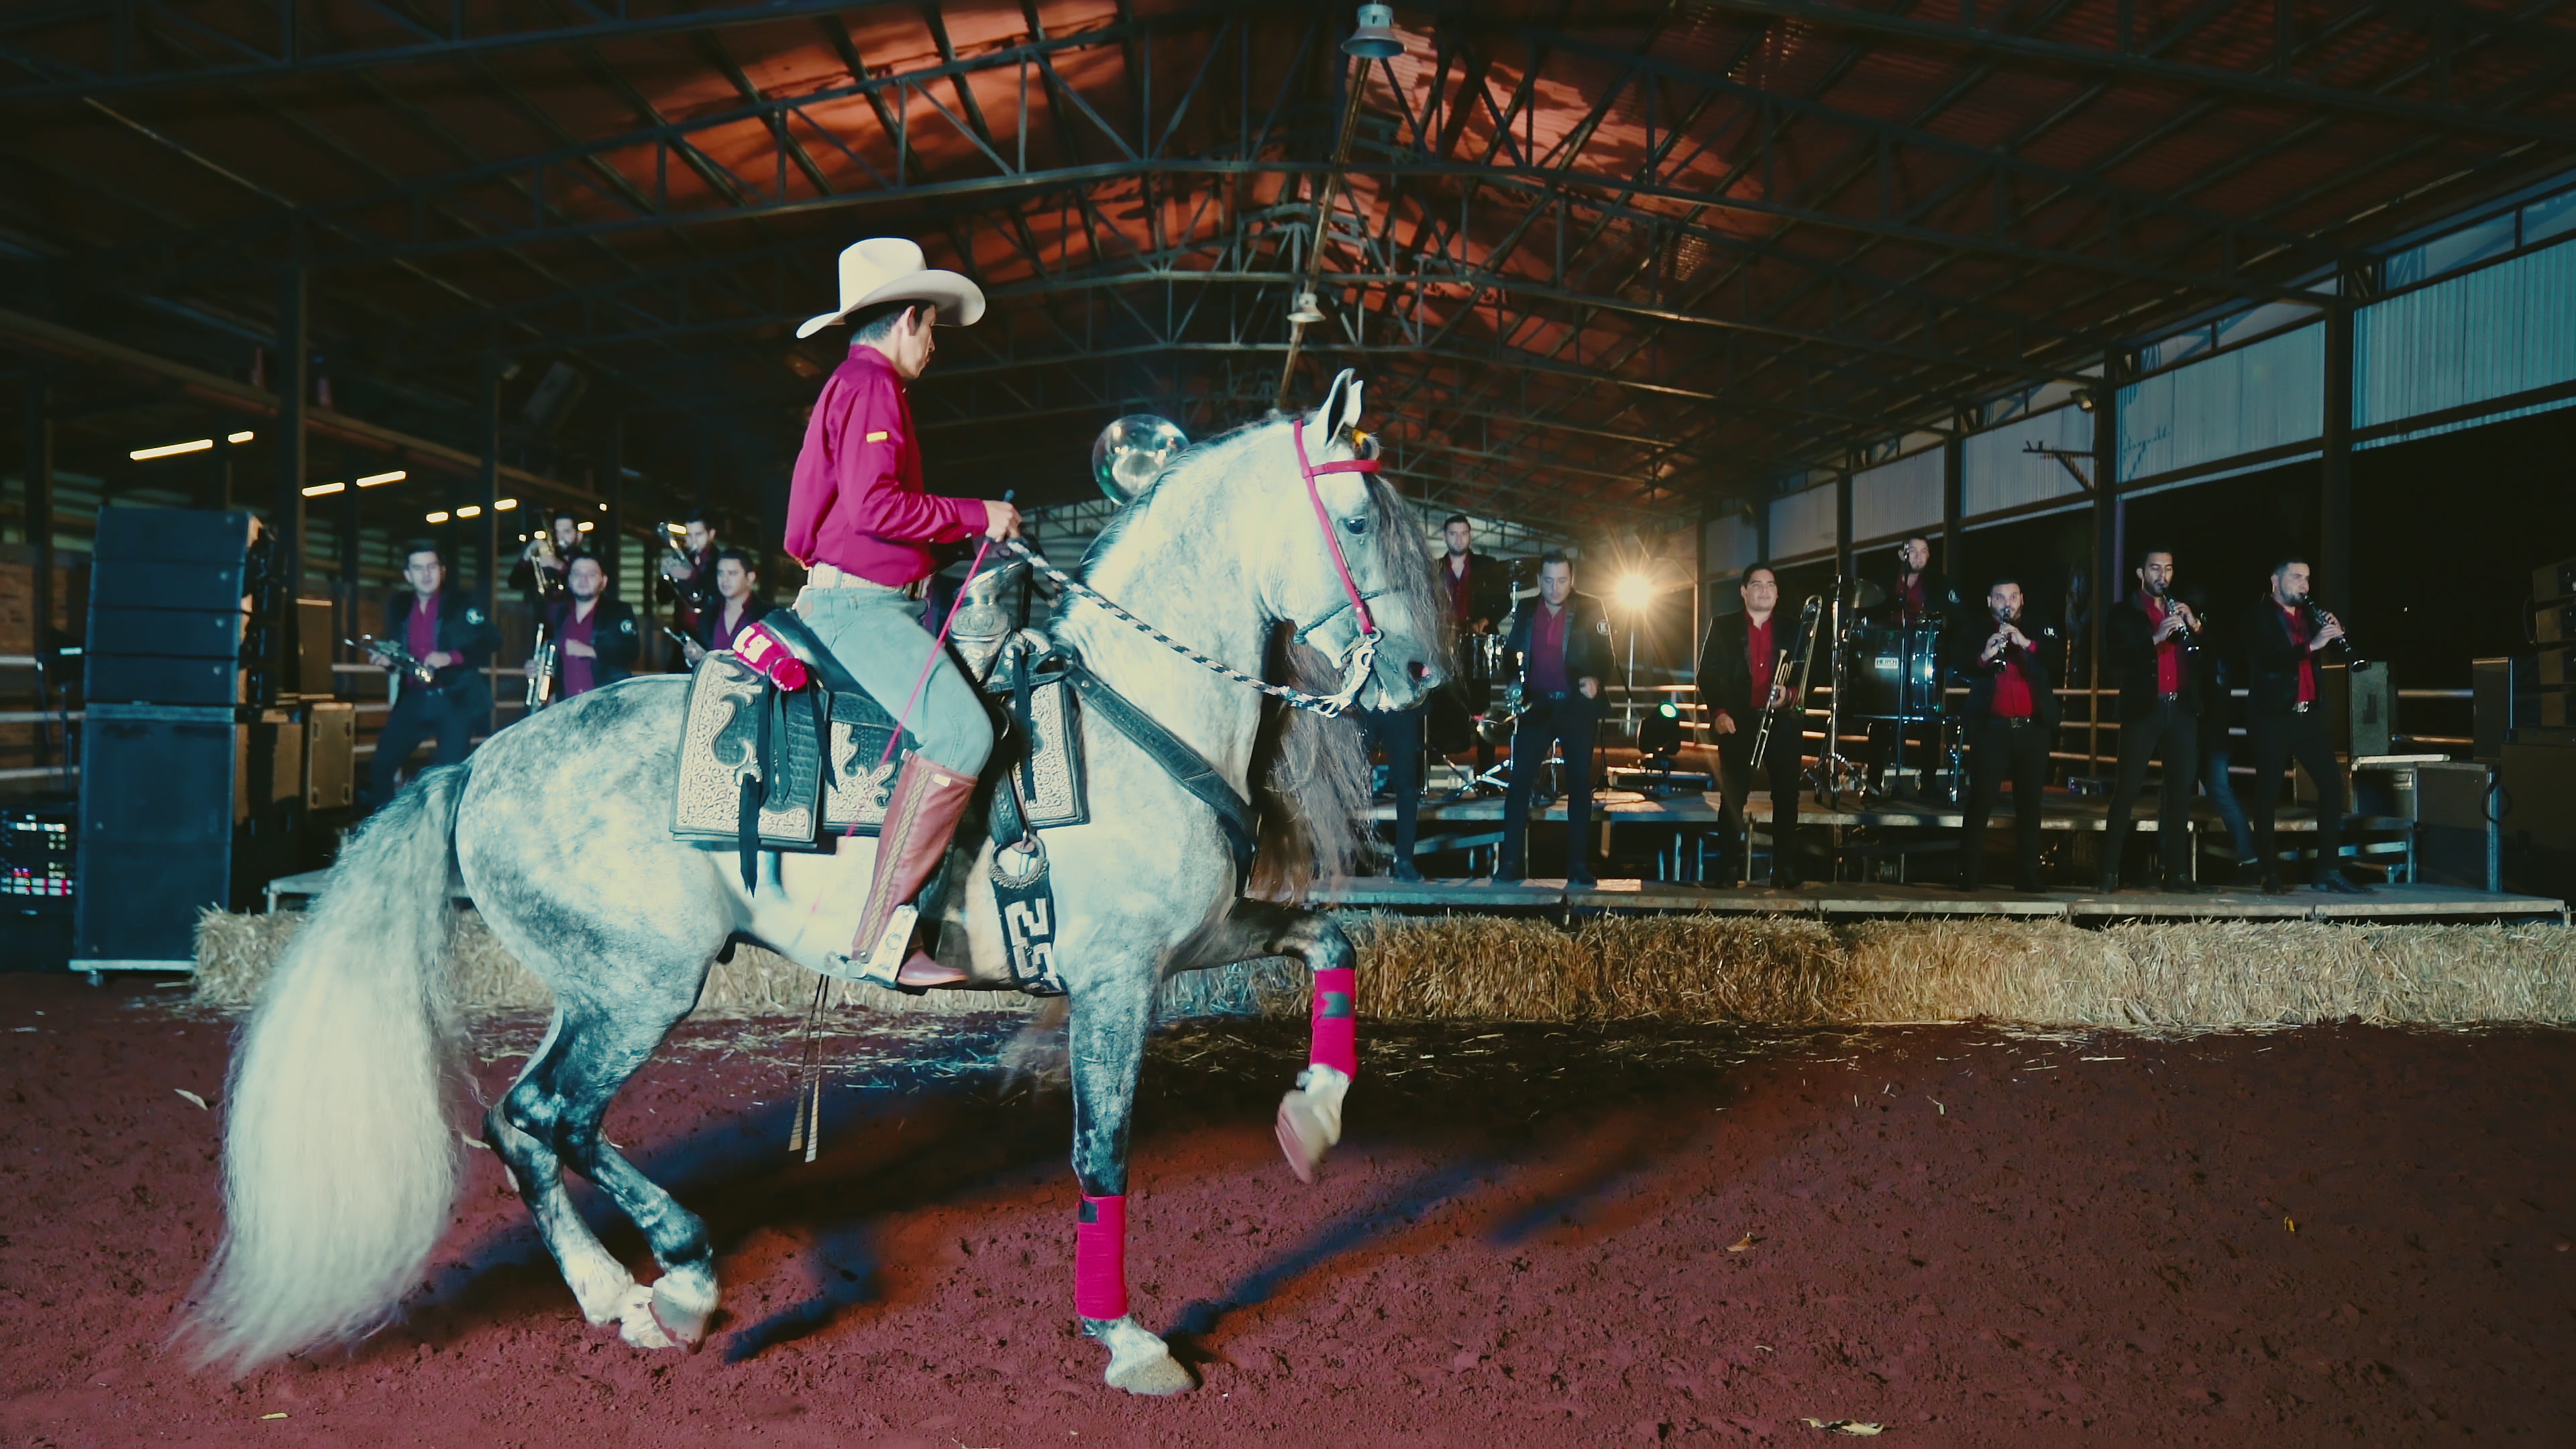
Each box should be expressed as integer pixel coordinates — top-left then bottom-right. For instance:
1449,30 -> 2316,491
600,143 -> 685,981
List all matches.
1407,659 -> 1431,681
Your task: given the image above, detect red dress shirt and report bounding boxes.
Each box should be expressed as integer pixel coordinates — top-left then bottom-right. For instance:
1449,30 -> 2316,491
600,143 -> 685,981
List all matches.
558,602 -> 598,697
784,345 -> 989,588
1991,645 -> 2037,718
1529,603 -> 1570,694
405,595 -> 439,665
1898,574 -> 1927,625
2146,598 -> 2183,695
1747,614 -> 1777,712
2284,604 -> 2317,704
1444,556 -> 1475,625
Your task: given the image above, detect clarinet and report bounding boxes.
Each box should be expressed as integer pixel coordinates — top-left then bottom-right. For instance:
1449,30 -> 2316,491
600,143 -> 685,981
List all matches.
2303,600 -> 2363,672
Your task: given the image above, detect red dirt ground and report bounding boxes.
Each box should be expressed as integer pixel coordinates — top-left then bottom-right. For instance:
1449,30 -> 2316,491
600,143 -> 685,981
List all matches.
2,973 -> 2572,1446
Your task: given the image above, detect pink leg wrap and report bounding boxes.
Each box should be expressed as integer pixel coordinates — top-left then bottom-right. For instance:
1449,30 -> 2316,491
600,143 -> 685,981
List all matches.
1311,966 -> 1358,1077
1074,1193 -> 1128,1321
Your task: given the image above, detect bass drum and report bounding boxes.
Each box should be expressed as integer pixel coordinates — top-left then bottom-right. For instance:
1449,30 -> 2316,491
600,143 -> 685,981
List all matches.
1844,623 -> 1945,720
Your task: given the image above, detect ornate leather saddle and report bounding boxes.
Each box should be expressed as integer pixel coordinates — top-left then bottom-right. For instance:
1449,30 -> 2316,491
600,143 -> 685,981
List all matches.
670,565 -> 1087,877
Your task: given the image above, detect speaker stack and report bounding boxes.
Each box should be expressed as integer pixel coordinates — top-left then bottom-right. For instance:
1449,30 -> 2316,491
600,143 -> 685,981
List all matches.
72,509 -> 354,974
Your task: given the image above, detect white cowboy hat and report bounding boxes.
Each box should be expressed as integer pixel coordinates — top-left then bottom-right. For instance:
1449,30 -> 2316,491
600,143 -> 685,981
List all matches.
794,237 -> 985,339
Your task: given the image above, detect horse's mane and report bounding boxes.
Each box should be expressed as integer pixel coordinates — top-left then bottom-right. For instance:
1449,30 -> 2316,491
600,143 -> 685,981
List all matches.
1071,411 -> 1444,902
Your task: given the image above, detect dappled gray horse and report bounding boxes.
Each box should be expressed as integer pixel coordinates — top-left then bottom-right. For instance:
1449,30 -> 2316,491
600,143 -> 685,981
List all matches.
190,373 -> 1446,1395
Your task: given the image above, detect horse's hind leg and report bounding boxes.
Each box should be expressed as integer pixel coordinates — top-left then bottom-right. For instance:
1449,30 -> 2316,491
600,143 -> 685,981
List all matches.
486,1012 -> 648,1331
496,991 -> 717,1349
1190,900 -> 1357,1183
1066,972 -> 1195,1397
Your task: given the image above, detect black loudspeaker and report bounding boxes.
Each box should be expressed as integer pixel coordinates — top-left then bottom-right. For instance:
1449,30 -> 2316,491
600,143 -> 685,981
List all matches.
84,508 -> 268,706
74,704 -> 237,969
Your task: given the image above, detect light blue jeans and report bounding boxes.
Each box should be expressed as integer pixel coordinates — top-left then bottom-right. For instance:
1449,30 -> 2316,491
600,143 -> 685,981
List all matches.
798,581 -> 993,776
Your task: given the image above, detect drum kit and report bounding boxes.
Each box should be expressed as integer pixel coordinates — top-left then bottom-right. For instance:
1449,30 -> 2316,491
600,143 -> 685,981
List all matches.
1773,574 -> 1966,809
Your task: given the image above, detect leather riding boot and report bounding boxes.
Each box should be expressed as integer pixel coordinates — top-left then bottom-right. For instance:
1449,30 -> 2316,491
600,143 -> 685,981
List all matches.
845,754 -> 978,988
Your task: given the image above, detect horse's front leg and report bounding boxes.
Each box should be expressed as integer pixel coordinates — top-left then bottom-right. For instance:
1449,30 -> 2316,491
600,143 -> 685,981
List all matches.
1191,900 -> 1357,1184
1067,969 -> 1195,1397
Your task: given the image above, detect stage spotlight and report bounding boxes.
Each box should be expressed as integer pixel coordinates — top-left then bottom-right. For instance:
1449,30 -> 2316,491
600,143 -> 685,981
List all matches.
1613,572 -> 1654,612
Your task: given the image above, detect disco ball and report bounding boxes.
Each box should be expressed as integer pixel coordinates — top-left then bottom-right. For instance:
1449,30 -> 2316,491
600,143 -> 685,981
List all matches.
1089,414 -> 1189,504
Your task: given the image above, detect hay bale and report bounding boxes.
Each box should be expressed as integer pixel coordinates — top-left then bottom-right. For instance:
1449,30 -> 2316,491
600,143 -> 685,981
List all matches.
1842,917 -> 2133,1024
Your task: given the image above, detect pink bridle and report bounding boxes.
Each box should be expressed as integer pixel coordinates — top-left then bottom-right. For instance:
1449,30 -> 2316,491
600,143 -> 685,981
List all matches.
1289,417 -> 1383,645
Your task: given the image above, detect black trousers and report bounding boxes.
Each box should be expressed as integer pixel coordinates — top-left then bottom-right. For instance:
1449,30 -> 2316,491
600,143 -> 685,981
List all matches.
2247,706 -> 2344,881
2102,698 -> 2200,883
1354,705 -> 1422,868
1962,716 -> 2051,888
369,690 -> 478,805
1715,712 -> 1804,885
1501,694 -> 1595,878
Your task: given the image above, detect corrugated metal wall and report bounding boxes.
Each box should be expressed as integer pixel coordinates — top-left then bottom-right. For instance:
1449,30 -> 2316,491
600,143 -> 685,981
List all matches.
1769,482 -> 1837,559
1962,404 -> 2091,518
1703,513 -> 1759,577
2356,237 -> 2576,435
1851,448 -> 1943,539
2117,323 -> 2324,483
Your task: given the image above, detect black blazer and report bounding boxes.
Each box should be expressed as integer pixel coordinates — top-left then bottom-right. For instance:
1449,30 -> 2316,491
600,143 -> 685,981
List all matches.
1437,551 -> 1513,631
2103,596 -> 2203,720
1695,610 -> 1803,722
1503,592 -> 1614,693
693,594 -> 775,651
380,588 -> 499,712
1878,569 -> 1961,625
1946,613 -> 2064,730
506,543 -> 590,601
547,596 -> 641,690
2241,598 -> 2333,719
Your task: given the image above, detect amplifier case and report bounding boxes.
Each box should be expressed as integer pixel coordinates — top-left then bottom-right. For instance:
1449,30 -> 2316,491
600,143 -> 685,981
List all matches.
74,704 -> 236,970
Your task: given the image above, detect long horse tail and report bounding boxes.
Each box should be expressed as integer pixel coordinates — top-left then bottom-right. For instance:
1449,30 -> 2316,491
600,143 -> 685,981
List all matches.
187,763 -> 473,1373
1246,633 -> 1373,902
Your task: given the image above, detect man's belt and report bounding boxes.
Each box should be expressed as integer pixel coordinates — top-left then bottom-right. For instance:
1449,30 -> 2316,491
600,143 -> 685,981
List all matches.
2292,700 -> 2312,713
806,561 -> 925,598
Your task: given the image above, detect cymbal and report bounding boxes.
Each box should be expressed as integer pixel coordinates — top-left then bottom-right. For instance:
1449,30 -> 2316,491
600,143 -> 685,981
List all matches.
1843,578 -> 1888,609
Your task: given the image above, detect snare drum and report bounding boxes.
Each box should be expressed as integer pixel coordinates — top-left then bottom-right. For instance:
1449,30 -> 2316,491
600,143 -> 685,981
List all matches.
1845,623 -> 1945,720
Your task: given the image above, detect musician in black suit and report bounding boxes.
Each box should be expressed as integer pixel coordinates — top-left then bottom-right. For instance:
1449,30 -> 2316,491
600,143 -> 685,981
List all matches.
1949,577 -> 2062,891
1495,553 -> 1613,885
1868,535 -> 1962,798
680,547 -> 777,665
1431,515 -> 1513,788
1695,564 -> 1809,889
365,539 -> 500,808
542,555 -> 641,700
2242,558 -> 2370,895
2098,547 -> 2205,893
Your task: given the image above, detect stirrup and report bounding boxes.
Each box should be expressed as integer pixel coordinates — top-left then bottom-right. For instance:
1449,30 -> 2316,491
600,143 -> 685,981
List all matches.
822,903 -> 918,988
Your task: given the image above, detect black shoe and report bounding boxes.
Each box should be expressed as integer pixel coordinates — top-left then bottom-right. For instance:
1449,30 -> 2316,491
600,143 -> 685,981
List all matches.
1493,867 -> 1525,884
2261,873 -> 2290,896
1568,873 -> 1600,890
1391,860 -> 1424,883
2094,871 -> 2121,895
1770,869 -> 1803,890
2012,876 -> 2045,894
2163,876 -> 2208,894
2316,870 -> 2375,895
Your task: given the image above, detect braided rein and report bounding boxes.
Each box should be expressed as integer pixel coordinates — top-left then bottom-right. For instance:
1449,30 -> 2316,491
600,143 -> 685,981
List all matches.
1001,539 -> 1377,718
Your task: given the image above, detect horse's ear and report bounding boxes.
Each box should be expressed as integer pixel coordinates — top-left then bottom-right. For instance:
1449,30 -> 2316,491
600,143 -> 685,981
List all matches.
1313,368 -> 1364,443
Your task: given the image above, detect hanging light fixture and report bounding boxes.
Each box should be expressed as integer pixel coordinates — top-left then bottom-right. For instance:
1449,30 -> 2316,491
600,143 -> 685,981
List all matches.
1342,3 -> 1403,59
1287,289 -> 1326,325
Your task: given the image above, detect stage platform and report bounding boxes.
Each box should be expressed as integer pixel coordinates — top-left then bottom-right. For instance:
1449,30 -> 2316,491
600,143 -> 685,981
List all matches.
1323,878 -> 2567,924
259,865 -> 2563,926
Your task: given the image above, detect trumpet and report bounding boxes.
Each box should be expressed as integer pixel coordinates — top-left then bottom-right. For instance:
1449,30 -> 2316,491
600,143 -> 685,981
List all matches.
525,621 -> 558,711
348,635 -> 437,687
520,532 -> 569,601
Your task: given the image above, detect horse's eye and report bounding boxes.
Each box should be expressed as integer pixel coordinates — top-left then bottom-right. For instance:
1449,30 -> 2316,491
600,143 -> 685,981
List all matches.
1342,515 -> 1371,535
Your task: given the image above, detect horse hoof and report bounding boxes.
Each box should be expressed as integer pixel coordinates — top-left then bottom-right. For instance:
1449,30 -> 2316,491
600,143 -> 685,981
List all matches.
649,1272 -> 715,1347
614,1283 -> 679,1350
1106,1349 -> 1195,1397
1089,1316 -> 1196,1397
1275,1091 -> 1331,1183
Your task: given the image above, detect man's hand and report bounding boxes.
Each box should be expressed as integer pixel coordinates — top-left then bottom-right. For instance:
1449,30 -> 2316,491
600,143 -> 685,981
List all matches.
1764,682 -> 1788,710
682,639 -> 708,667
982,500 -> 1023,541
563,640 -> 598,660
422,651 -> 453,670
2153,613 -> 2188,643
1713,710 -> 1737,736
660,557 -> 695,582
1578,676 -> 1599,700
2312,612 -> 2345,649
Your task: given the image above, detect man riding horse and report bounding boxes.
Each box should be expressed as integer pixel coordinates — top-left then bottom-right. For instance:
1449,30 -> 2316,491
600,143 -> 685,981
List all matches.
782,237 -> 1024,989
